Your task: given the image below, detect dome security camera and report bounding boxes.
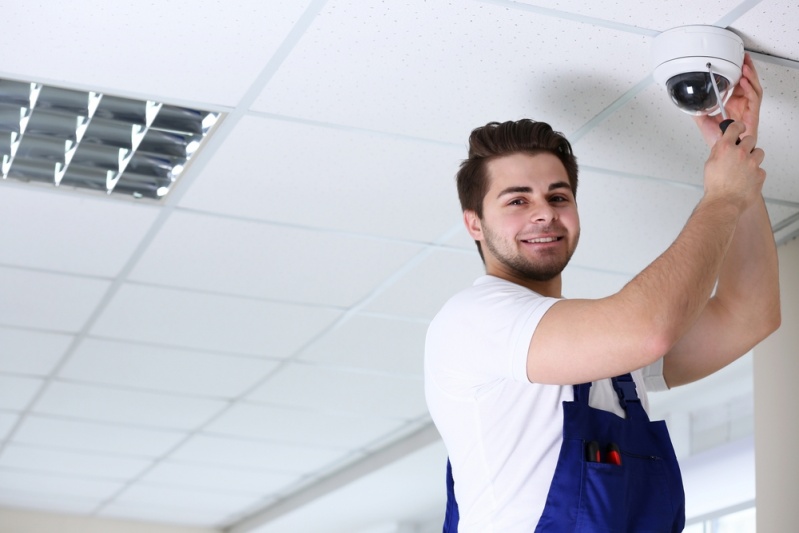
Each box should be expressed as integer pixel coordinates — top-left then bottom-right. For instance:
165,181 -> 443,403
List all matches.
652,25 -> 744,116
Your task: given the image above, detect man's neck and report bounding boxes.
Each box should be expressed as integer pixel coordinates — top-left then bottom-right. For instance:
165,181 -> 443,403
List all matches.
485,268 -> 563,298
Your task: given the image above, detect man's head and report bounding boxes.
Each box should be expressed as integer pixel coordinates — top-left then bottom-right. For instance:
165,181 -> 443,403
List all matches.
456,119 -> 579,262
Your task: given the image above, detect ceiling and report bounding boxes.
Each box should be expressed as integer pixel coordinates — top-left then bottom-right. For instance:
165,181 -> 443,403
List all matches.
0,1 -> 797,532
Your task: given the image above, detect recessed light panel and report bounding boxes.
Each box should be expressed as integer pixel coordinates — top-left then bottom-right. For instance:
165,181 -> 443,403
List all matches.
0,79 -> 220,200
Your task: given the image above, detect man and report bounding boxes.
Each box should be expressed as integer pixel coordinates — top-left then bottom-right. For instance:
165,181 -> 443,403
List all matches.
425,54 -> 780,532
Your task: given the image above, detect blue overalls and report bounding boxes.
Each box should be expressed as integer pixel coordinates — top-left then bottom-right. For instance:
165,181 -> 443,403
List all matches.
442,374 -> 685,532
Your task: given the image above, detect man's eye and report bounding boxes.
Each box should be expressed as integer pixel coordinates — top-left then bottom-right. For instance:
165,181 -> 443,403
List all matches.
550,195 -> 567,203
509,198 -> 525,205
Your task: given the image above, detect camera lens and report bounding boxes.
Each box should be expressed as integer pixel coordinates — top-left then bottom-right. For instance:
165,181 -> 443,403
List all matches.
666,72 -> 730,114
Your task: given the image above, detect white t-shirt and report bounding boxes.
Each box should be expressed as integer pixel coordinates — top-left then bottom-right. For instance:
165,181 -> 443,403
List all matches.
424,275 -> 668,532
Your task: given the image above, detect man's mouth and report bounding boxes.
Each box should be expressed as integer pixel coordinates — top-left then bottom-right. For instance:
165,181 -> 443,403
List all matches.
522,237 -> 561,244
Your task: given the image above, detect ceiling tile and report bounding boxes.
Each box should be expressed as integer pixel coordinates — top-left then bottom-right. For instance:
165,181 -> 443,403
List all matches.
0,469 -> 124,500
0,444 -> 151,479
253,0 -> 652,142
170,434 -> 345,474
298,314 -> 428,376
61,338 -> 279,398
0,412 -> 18,440
570,169 -> 701,275
140,461 -> 298,495
0,328 -> 73,376
178,116 -> 464,242
0,0 -> 315,105
12,415 -> 187,457
247,363 -> 427,420
511,0 -> 735,31
0,375 -> 43,410
0,187 -> 159,277
734,2 -> 799,61
0,267 -> 110,332
90,284 -> 342,358
33,382 -> 227,430
364,249 -> 486,320
129,211 -> 424,308
205,403 -> 405,448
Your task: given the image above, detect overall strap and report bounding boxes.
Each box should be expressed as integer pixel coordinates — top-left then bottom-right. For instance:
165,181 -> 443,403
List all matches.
611,373 -> 648,420
572,381 -> 592,404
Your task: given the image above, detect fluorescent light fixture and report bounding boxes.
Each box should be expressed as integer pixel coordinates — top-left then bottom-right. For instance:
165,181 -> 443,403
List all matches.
0,79 -> 220,200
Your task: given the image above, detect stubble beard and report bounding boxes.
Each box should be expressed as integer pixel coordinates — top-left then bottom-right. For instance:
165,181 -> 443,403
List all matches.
482,223 -> 579,282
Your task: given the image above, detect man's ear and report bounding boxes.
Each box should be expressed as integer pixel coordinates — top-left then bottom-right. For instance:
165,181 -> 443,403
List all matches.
463,210 -> 483,241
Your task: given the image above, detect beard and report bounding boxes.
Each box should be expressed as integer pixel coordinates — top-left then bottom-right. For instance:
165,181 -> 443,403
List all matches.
482,222 -> 578,282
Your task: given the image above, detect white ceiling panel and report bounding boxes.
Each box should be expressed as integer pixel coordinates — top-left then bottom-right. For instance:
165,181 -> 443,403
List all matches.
178,116 -> 464,242
90,284 -> 341,358
247,363 -> 427,420
298,314 -> 428,376
0,445 -> 151,480
571,169 -> 701,275
0,0 -> 315,105
364,248 -> 488,320
0,413 -> 18,440
0,328 -> 72,376
253,0 -> 653,142
0,375 -> 42,411
140,462 -> 298,496
33,382 -> 226,431
129,211 -> 424,308
12,416 -> 187,458
205,402 -> 405,448
734,2 -> 799,61
512,0 -> 735,31
0,469 -> 124,500
0,187 -> 159,277
60,338 -> 279,398
170,434 -> 344,474
0,267 -> 110,332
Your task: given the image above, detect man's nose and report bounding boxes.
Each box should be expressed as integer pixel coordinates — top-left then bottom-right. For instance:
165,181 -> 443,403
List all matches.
531,202 -> 557,223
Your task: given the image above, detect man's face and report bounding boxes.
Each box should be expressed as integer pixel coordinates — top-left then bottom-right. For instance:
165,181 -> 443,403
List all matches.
465,152 -> 580,286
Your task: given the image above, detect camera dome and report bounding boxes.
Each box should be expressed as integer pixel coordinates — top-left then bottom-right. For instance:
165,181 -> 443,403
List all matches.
652,25 -> 744,116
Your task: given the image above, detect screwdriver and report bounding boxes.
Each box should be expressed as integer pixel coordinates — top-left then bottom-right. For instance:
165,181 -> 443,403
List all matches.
707,62 -> 736,138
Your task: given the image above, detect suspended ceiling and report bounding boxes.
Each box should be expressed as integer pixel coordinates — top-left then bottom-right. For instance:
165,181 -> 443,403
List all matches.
1,1 -> 797,532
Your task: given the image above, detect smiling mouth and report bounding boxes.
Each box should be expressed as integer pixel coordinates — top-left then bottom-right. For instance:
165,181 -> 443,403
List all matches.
522,237 -> 561,244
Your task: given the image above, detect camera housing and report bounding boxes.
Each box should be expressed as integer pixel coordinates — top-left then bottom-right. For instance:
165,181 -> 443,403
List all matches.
652,25 -> 744,115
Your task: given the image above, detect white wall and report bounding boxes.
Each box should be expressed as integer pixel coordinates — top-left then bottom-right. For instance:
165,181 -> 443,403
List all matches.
754,236 -> 799,531
0,507 -> 220,533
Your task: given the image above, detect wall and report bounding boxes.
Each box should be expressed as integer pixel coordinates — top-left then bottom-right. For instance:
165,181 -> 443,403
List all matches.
754,236 -> 799,531
0,507 -> 220,533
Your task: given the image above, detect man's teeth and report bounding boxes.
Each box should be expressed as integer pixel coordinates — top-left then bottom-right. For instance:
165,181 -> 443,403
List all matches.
525,237 -> 558,243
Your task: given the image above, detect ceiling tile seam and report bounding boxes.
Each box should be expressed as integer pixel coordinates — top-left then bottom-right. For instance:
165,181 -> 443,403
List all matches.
159,0 -> 331,211
776,227 -> 799,247
237,396 -> 419,423
121,278 -> 347,313
1,412 -> 191,436
290,358 -> 423,380
475,0 -> 658,36
83,334 -> 288,364
0,262 -> 113,282
0,464 -> 135,486
172,205 -> 462,247
568,76 -> 654,144
197,430 -> 350,453
246,111 -> 464,149
225,421 -> 440,533
772,211 -> 799,233
714,0 -> 765,30
748,50 -> 799,70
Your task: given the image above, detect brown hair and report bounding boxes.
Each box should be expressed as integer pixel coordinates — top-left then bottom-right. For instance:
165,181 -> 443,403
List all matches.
455,119 -> 579,260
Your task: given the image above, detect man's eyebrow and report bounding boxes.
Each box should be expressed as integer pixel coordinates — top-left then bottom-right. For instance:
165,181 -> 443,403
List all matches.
496,182 -> 572,199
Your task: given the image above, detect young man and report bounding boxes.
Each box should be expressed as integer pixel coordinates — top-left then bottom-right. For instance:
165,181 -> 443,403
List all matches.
425,54 -> 780,532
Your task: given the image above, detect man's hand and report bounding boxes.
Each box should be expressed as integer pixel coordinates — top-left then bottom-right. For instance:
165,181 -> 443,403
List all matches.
693,53 -> 763,147
702,121 -> 766,211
